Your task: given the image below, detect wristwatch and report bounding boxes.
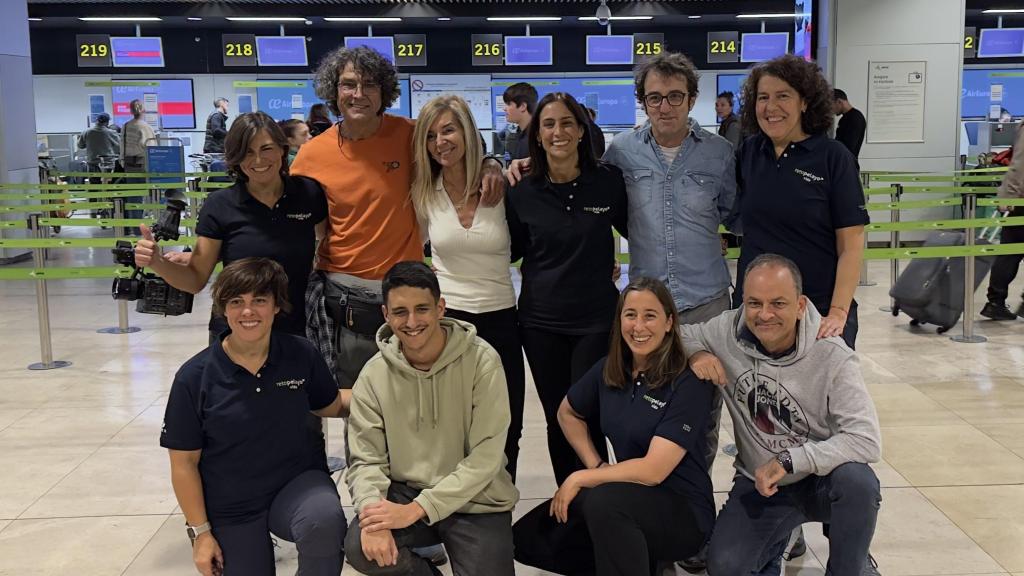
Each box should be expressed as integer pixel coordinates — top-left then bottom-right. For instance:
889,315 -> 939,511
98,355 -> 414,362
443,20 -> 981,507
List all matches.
776,450 -> 794,474
186,521 -> 212,545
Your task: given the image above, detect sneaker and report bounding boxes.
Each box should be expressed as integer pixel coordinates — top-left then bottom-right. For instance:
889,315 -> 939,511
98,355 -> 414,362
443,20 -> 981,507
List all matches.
981,301 -> 1018,321
676,544 -> 707,574
412,544 -> 448,567
863,553 -> 882,576
784,526 -> 806,561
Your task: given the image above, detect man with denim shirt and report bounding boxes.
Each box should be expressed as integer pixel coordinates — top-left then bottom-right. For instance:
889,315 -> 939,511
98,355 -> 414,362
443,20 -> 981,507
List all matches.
603,52 -> 736,468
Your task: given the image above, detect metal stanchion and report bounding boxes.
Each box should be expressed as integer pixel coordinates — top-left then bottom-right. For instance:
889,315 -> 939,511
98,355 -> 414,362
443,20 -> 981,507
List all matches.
27,214 -> 71,371
952,192 -> 986,343
858,174 -> 876,286
879,184 -> 901,312
98,197 -> 141,335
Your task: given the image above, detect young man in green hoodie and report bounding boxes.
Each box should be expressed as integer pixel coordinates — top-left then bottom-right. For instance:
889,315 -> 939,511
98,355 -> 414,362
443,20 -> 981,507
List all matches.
344,261 -> 519,576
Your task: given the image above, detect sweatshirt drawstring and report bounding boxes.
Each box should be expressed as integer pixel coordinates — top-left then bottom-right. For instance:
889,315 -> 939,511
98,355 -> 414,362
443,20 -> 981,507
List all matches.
432,373 -> 439,428
416,374 -> 424,431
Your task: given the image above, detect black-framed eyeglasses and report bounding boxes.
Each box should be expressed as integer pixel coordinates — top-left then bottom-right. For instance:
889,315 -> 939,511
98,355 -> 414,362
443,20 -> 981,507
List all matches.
644,92 -> 688,108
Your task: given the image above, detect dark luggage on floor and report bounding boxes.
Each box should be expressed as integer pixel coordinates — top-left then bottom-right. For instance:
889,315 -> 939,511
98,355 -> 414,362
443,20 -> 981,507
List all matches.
889,230 -> 994,333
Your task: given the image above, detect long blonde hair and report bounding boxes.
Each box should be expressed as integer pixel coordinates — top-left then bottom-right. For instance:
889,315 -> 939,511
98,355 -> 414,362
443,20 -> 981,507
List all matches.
411,95 -> 482,216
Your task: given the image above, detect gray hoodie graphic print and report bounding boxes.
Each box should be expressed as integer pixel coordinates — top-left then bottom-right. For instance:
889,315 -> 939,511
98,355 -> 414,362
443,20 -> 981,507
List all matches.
681,305 -> 881,485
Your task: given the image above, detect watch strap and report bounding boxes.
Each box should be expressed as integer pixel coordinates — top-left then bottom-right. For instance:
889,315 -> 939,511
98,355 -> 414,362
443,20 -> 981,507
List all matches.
186,521 -> 212,543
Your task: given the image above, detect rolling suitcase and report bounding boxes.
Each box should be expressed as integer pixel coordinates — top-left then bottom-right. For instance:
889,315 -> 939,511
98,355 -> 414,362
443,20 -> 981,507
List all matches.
889,230 -> 994,333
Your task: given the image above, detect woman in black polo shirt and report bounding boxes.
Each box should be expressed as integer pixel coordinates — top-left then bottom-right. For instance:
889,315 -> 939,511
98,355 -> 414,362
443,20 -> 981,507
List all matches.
512,277 -> 714,576
506,92 -> 628,485
134,111 -> 327,340
161,258 -> 349,576
734,55 -> 868,349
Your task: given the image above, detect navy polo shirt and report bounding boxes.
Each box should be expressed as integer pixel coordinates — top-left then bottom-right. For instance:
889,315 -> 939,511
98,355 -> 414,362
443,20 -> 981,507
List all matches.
567,358 -> 716,536
196,175 -> 327,336
160,331 -> 337,524
506,162 -> 629,334
735,133 -> 869,314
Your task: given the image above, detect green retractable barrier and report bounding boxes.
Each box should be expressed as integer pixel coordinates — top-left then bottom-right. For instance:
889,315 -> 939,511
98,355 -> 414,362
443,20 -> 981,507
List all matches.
0,182 -> 186,190
37,217 -> 197,228
864,198 -> 962,210
0,237 -> 196,249
54,171 -> 228,179
866,216 -> 1024,232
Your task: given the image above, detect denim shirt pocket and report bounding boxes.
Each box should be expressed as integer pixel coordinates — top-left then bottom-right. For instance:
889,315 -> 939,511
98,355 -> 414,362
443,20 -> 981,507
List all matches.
682,169 -> 720,215
624,168 -> 654,209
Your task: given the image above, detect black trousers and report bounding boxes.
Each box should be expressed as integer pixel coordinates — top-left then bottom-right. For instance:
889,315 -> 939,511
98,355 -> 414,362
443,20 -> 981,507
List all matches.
520,326 -> 609,485
987,208 -> 1024,305
445,306 -> 526,480
513,483 -> 706,576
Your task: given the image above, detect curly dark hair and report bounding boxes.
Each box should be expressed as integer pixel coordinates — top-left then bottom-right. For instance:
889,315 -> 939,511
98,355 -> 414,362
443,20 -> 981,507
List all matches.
740,54 -> 834,137
312,46 -> 400,117
634,52 -> 700,106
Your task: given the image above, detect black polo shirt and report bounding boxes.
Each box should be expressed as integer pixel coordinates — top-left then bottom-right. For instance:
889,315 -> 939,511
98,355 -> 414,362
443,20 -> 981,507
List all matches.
735,133 -> 869,314
507,162 -> 628,334
160,331 -> 337,524
568,358 -> 715,536
196,176 -> 327,336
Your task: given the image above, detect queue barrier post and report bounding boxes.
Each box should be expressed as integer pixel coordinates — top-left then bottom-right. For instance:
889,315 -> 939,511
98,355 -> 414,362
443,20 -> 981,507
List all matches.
951,191 -> 987,344
858,172 -> 876,287
879,183 -> 901,312
98,197 -> 141,335
27,214 -> 71,371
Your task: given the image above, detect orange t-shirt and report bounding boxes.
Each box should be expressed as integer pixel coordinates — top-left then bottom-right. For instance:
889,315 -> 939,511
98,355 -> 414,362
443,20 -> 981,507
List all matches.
290,115 -> 422,279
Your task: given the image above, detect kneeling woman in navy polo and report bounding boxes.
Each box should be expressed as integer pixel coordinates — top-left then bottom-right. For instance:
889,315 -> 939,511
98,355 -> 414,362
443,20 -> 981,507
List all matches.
161,258 -> 350,576
513,277 -> 715,576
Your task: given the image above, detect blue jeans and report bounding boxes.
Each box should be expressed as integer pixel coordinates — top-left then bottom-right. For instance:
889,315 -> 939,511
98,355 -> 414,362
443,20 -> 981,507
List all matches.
707,463 -> 880,576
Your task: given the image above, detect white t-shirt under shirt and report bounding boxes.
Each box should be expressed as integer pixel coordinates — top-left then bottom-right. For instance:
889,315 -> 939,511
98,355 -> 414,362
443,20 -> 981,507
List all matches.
659,143 -> 681,165
420,178 -> 516,314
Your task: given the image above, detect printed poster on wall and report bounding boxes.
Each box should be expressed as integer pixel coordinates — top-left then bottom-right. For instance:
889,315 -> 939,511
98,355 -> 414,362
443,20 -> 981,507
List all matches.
867,60 -> 926,143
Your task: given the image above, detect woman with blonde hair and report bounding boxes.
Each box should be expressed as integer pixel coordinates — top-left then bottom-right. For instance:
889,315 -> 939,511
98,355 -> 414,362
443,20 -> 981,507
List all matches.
410,94 -> 524,479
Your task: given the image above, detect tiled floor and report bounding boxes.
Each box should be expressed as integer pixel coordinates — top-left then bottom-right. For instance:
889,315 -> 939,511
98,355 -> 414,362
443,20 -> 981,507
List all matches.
2,245 -> 1024,575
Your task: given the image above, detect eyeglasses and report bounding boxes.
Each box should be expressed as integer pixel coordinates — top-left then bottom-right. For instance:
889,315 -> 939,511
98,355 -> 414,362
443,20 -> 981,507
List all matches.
644,91 -> 688,108
339,80 -> 381,95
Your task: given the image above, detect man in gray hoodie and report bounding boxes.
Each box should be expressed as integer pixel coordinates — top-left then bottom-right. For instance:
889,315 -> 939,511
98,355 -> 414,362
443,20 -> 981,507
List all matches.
681,253 -> 881,576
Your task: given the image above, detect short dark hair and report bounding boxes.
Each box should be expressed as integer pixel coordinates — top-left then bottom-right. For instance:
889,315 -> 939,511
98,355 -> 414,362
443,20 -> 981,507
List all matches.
502,82 -> 539,116
744,253 -> 804,295
307,103 -> 332,123
741,54 -> 834,137
634,52 -> 700,106
223,112 -> 290,183
96,113 -> 110,125
833,89 -> 849,102
604,277 -> 687,391
313,46 -> 400,117
214,97 -> 229,108
211,257 -> 292,318
527,92 -> 598,185
383,261 -> 441,305
278,118 -> 306,140
717,91 -> 735,106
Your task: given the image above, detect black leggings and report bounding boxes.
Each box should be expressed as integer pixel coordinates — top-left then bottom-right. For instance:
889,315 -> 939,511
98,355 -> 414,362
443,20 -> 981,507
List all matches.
445,306 -> 526,480
987,210 -> 1024,305
520,327 -> 609,485
513,483 -> 706,576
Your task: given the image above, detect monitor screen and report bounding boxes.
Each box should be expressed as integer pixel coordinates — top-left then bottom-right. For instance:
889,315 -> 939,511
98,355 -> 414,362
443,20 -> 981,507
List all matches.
978,28 -> 1024,58
961,69 -> 1024,119
110,37 -> 164,67
256,36 -> 308,67
504,36 -> 553,66
344,37 -> 396,63
586,35 -> 634,66
111,79 -> 195,129
740,33 -> 789,63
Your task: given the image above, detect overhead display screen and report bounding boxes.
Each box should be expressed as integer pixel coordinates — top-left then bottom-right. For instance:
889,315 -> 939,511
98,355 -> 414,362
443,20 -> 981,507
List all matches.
505,36 -> 553,66
249,78 -> 411,122
586,35 -> 634,65
492,77 -> 635,129
961,69 -> 1024,118
255,36 -> 308,67
345,36 -> 396,63
740,32 -> 789,63
978,28 -> 1024,58
111,79 -> 195,129
110,37 -> 164,67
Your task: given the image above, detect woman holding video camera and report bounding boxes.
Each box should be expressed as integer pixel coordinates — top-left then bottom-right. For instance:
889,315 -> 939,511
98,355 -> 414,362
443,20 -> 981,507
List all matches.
134,111 -> 326,341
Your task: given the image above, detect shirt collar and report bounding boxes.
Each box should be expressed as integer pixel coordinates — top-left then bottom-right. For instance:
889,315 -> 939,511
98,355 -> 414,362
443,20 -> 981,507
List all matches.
757,131 -> 826,155
238,177 -> 289,206
211,329 -> 284,374
738,322 -> 797,359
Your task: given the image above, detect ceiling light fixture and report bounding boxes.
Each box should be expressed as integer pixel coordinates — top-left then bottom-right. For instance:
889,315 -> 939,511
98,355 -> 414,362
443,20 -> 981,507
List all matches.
737,13 -> 811,19
28,17 -> 42,22
486,17 -> 562,22
324,17 -> 403,22
982,9 -> 1024,13
225,17 -> 307,22
78,17 -> 163,22
437,17 -> 451,21
186,17 -> 202,21
577,16 -> 654,21
688,15 -> 703,19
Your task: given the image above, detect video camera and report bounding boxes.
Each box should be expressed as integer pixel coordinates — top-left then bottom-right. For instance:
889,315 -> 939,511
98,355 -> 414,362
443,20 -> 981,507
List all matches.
111,199 -> 194,316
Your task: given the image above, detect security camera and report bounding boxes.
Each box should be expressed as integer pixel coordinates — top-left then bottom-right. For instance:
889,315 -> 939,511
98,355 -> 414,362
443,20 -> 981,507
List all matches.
595,0 -> 611,25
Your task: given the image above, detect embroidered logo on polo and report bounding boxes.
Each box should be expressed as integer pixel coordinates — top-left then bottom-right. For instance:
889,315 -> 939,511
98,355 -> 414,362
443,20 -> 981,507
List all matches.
287,212 -> 312,221
642,394 -> 667,410
583,206 -> 611,214
794,168 -> 825,183
382,160 -> 401,173
733,369 -> 809,452
276,379 -> 306,390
